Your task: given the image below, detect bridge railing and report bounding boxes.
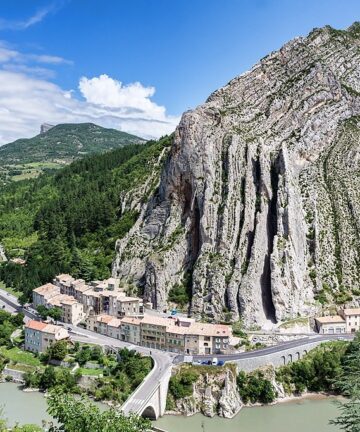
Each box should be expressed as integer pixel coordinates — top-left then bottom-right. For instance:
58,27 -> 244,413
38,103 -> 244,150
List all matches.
121,354 -> 157,415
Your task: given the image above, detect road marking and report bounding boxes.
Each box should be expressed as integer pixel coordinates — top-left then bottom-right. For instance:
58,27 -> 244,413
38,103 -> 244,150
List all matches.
130,399 -> 144,406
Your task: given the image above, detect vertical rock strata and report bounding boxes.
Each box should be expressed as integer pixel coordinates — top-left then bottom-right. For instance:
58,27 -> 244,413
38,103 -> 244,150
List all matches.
114,24 -> 360,327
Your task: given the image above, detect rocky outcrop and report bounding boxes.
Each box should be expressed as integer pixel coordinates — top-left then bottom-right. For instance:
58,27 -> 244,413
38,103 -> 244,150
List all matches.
169,366 -> 242,418
0,244 -> 7,262
114,23 -> 360,327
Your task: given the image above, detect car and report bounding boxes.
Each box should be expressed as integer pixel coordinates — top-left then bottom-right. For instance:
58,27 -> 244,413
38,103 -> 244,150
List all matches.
217,360 -> 224,366
211,357 -> 218,366
201,360 -> 211,365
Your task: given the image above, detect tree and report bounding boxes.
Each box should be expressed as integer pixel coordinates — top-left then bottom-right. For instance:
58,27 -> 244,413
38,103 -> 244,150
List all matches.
11,312 -> 25,327
36,305 -> 49,320
48,307 -> 63,322
331,334 -> 360,431
47,391 -> 151,432
75,346 -> 91,366
48,340 -> 68,361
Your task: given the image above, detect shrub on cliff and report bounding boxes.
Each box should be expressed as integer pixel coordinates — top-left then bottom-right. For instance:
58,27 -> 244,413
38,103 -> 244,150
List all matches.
237,371 -> 276,404
169,369 -> 199,399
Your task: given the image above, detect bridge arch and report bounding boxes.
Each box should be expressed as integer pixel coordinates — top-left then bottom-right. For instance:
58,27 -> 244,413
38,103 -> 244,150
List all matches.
281,355 -> 286,365
287,353 -> 293,363
295,352 -> 300,360
141,405 -> 158,420
303,349 -> 308,355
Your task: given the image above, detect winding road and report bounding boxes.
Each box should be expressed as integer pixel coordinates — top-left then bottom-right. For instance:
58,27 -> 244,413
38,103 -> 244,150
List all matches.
0,286 -> 353,418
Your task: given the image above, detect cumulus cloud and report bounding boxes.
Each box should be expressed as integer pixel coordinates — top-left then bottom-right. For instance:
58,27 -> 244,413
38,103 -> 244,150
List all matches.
79,74 -> 166,118
0,70 -> 180,144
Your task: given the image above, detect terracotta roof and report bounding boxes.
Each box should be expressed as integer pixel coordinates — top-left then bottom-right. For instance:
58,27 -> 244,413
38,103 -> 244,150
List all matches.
141,315 -> 173,327
56,274 -> 74,282
166,325 -> 189,335
342,308 -> 360,316
108,318 -> 122,328
97,314 -> 115,324
71,279 -> 86,287
26,320 -> 48,331
83,290 -> 100,298
33,283 -> 59,296
47,294 -> 75,307
315,315 -> 345,324
99,290 -> 120,297
42,324 -> 69,337
120,317 -> 141,326
116,296 -> 140,303
74,284 -> 91,293
187,322 -> 231,337
60,297 -> 80,306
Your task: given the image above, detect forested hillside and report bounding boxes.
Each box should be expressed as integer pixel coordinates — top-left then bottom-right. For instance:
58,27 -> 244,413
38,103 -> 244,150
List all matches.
0,135 -> 172,302
0,123 -> 145,185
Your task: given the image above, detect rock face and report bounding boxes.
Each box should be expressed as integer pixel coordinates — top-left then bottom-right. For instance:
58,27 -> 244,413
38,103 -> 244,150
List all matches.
170,366 -> 242,418
40,123 -> 55,134
0,245 -> 7,263
114,24 -> 360,327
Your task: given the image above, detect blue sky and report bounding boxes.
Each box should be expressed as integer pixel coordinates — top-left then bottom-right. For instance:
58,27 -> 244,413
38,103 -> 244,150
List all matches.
0,0 -> 360,143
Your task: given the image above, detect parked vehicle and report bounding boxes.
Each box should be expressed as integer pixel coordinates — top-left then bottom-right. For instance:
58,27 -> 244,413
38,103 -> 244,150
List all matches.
217,360 -> 224,366
211,357 -> 218,366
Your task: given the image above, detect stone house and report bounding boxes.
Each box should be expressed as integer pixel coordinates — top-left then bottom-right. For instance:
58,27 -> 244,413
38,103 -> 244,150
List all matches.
315,315 -> 346,334
339,308 -> 360,333
32,283 -> 60,308
24,320 -> 69,354
119,316 -> 141,345
109,293 -> 143,318
60,297 -> 84,325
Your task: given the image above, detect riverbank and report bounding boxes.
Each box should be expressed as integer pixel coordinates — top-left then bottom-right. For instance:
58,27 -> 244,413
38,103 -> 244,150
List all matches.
0,381 -> 343,431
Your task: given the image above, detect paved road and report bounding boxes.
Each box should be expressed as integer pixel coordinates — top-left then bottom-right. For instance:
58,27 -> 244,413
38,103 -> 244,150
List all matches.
0,287 -> 173,416
183,334 -> 354,363
0,286 -> 354,416
62,324 -> 174,416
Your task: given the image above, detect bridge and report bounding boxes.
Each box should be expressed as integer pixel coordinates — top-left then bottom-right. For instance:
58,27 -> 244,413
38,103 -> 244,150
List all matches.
0,287 -> 353,420
121,356 -> 172,420
190,335 -> 352,373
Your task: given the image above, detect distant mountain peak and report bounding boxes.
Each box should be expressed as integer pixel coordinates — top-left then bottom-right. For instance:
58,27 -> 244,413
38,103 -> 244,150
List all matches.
0,122 -> 146,184
40,123 -> 55,134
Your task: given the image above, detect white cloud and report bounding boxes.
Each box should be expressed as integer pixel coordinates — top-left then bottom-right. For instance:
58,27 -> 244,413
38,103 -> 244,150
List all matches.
0,41 -> 20,63
0,4 -> 56,30
79,74 -> 166,118
29,54 -> 72,65
0,71 -> 180,144
0,41 -> 71,67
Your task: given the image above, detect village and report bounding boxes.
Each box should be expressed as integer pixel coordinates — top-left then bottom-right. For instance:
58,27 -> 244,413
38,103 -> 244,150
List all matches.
27,274 -> 233,356
23,273 -> 360,358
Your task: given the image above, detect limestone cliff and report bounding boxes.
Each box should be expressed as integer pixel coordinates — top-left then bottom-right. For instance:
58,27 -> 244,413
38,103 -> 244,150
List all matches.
0,245 -> 7,262
167,365 -> 242,418
113,23 -> 360,327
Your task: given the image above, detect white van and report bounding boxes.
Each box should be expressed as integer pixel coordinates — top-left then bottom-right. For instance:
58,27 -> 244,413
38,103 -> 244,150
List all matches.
212,357 -> 218,366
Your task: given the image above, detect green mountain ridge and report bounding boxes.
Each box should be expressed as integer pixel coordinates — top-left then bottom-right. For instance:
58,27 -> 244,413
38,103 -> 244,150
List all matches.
0,123 -> 145,184
0,135 -> 172,301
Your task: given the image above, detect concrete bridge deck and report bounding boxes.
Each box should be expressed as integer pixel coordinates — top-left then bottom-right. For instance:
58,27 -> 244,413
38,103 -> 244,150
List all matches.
0,288 -> 353,420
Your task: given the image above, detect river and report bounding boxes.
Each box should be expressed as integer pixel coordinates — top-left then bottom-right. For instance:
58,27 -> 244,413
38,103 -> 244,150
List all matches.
154,397 -> 342,432
0,383 -> 342,431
